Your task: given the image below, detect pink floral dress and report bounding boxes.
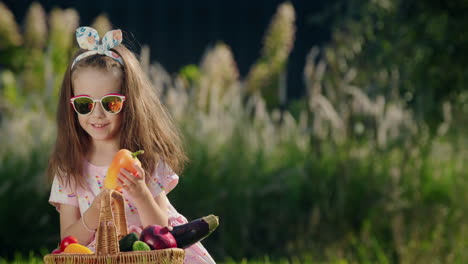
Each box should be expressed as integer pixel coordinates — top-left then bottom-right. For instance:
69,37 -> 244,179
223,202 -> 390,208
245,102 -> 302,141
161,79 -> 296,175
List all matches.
49,160 -> 216,264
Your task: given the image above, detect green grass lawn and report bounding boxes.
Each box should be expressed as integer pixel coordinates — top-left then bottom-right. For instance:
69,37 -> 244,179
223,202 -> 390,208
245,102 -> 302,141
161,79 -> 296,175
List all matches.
0,252 -> 45,264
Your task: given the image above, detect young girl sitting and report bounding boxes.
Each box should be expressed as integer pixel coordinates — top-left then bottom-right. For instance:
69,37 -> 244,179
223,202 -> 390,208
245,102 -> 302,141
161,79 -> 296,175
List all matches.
47,27 -> 215,263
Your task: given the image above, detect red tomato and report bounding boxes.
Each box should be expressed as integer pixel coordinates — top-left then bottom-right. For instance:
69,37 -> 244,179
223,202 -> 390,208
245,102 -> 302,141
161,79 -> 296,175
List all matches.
51,248 -> 63,254
60,236 -> 79,251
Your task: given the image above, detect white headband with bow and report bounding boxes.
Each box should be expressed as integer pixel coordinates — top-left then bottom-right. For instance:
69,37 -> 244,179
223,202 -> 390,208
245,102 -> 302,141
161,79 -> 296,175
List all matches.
71,26 -> 124,69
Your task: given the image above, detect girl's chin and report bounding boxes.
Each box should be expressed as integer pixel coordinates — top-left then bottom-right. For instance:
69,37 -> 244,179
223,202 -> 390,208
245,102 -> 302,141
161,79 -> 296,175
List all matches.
86,129 -> 117,141
90,136 -> 119,143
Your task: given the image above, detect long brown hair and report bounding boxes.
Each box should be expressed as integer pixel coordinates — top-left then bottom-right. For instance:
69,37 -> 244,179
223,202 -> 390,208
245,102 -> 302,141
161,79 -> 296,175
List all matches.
47,44 -> 188,189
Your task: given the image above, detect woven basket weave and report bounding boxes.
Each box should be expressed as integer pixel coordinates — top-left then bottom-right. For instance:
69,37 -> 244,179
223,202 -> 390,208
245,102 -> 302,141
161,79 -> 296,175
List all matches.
44,189 -> 185,264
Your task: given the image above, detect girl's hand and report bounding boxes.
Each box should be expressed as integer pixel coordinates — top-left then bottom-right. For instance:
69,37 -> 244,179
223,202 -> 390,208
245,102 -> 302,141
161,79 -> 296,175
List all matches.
83,190 -> 107,230
88,190 -> 106,214
118,163 -> 149,200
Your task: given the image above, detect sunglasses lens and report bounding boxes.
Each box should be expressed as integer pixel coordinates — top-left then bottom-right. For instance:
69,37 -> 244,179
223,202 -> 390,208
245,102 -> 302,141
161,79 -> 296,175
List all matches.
73,97 -> 94,115
102,95 -> 123,113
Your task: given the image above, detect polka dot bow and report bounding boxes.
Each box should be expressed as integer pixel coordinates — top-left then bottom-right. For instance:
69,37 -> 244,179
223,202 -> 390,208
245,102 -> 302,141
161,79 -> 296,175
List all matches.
71,26 -> 124,69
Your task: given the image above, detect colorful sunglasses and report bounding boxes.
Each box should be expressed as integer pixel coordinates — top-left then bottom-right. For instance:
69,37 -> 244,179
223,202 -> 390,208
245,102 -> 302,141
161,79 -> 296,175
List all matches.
70,93 -> 126,115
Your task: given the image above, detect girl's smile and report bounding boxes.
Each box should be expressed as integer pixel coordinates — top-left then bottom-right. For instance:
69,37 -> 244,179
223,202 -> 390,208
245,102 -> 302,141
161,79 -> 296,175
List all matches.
91,123 -> 109,129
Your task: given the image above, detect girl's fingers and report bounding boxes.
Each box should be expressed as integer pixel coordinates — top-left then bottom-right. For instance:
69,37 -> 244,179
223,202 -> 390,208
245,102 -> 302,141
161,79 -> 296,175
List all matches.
120,168 -> 137,184
118,173 -> 133,187
132,163 -> 145,180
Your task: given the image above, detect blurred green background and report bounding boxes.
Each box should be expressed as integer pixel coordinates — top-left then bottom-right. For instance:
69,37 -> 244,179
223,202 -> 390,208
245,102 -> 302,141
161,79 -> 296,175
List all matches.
0,0 -> 467,263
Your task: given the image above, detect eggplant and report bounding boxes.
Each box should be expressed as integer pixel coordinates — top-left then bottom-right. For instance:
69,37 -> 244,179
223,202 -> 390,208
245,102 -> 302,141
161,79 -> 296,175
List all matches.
170,214 -> 219,248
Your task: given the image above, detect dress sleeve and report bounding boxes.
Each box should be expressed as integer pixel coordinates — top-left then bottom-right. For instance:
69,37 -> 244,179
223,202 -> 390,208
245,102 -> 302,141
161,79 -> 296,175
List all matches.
49,175 -> 79,212
147,161 -> 179,197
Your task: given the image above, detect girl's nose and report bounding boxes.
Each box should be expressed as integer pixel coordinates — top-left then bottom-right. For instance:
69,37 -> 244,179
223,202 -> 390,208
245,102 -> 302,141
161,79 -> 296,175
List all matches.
90,102 -> 106,117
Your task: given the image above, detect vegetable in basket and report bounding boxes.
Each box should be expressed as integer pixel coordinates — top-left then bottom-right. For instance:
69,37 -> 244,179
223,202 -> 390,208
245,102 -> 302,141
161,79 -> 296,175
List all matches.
119,232 -> 140,252
60,235 -> 78,251
170,214 -> 219,248
140,225 -> 178,250
132,241 -> 151,251
63,244 -> 93,254
50,235 -> 78,254
51,248 -> 62,254
51,235 -> 93,254
104,149 -> 144,190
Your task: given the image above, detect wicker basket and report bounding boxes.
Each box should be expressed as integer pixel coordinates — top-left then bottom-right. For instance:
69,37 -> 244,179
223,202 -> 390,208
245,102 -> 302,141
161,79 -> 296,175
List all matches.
44,189 -> 185,264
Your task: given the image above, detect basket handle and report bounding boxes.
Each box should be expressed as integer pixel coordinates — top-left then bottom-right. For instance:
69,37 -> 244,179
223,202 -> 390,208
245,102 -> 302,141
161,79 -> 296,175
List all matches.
95,189 -> 128,255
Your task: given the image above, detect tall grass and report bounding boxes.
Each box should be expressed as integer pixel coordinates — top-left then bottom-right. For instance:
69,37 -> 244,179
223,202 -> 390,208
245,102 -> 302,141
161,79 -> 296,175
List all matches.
146,38 -> 468,262
0,107 -> 59,259
0,1 -> 467,263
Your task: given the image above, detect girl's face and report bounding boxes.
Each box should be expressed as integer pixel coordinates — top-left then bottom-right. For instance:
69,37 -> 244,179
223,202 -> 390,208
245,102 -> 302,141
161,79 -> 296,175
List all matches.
72,67 -> 123,144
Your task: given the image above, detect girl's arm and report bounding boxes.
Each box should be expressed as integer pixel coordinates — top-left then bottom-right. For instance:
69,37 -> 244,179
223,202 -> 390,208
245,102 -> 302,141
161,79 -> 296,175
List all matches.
59,191 -> 104,245
119,164 -> 169,227
133,189 -> 169,227
59,204 -> 94,244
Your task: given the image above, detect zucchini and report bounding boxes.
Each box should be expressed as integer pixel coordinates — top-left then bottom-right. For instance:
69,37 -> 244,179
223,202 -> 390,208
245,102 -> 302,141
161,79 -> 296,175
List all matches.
170,214 -> 219,248
119,232 -> 139,252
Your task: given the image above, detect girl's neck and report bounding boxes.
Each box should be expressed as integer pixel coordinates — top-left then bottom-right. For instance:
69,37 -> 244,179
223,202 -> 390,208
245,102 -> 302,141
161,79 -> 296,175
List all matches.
87,139 -> 120,167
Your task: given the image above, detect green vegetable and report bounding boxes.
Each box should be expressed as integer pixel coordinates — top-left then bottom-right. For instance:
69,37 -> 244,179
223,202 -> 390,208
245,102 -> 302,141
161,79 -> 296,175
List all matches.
119,232 -> 139,252
132,241 -> 151,251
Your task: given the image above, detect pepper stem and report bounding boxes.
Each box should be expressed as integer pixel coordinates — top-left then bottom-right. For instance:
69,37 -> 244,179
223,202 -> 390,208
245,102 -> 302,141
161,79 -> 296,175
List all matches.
131,150 -> 145,158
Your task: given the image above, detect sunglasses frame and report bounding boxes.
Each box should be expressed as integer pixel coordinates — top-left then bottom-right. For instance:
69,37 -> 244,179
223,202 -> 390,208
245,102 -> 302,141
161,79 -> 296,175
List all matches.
70,93 -> 126,116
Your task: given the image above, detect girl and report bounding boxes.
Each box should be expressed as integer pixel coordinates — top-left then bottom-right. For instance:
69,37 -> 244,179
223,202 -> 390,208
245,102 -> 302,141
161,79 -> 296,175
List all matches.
47,27 -> 215,263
